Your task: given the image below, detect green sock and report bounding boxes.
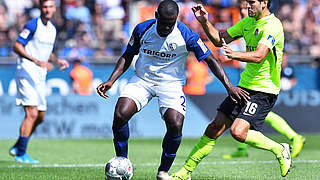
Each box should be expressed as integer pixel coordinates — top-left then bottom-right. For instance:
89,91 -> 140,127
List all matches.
237,142 -> 247,150
245,130 -> 283,155
183,135 -> 216,172
265,111 -> 297,140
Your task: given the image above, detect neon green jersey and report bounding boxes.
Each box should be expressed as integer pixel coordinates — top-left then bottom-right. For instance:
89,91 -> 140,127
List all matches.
227,14 -> 284,94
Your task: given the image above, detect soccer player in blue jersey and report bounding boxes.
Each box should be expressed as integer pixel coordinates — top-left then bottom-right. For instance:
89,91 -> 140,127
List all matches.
96,0 -> 249,179
9,0 -> 69,163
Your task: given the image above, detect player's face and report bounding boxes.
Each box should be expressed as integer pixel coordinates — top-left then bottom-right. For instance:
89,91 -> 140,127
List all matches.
246,0 -> 263,19
240,1 -> 249,18
156,12 -> 177,37
40,0 -> 56,20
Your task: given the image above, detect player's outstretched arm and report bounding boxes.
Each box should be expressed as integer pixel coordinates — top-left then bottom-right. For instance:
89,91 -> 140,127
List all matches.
96,50 -> 135,99
192,4 -> 233,47
204,54 -> 250,102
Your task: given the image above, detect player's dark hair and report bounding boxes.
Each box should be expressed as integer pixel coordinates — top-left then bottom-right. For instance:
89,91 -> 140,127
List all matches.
258,0 -> 271,8
157,0 -> 179,17
39,0 -> 54,6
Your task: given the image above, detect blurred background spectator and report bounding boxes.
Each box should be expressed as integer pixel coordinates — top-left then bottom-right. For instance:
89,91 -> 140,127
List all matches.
0,31 -> 11,57
0,0 -> 318,66
281,52 -> 298,91
183,53 -> 213,95
24,0 -> 40,19
69,58 -> 93,95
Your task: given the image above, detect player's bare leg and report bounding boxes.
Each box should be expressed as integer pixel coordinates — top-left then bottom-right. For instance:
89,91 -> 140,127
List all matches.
10,106 -> 39,163
31,111 -> 45,135
157,108 -> 184,180
20,106 -> 39,137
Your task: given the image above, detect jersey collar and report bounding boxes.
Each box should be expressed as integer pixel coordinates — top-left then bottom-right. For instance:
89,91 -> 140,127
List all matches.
255,13 -> 274,25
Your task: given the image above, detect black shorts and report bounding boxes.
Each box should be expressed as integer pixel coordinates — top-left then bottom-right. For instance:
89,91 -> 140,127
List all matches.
217,87 -> 277,131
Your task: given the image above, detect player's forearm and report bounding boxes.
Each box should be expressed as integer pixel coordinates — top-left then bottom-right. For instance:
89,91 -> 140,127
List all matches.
228,44 -> 268,63
201,21 -> 222,47
107,55 -> 132,83
205,55 -> 233,91
13,42 -> 39,65
230,51 -> 264,63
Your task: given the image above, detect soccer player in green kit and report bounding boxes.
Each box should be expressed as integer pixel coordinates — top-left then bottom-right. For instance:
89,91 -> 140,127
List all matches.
223,0 -> 305,160
172,0 -> 292,179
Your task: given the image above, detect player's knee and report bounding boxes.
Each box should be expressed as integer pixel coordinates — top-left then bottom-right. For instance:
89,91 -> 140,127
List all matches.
163,109 -> 184,135
113,110 -> 130,128
230,127 -> 246,142
167,119 -> 183,135
208,119 -> 223,130
26,111 -> 38,121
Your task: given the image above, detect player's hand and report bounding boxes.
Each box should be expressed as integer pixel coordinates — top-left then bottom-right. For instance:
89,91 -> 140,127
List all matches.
222,38 -> 232,59
191,4 -> 209,24
96,81 -> 113,99
38,61 -> 54,72
57,58 -> 69,71
227,86 -> 250,104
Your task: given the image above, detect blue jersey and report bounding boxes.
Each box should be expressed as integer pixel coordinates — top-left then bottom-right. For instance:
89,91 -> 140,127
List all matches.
126,19 -> 211,85
16,17 -> 57,82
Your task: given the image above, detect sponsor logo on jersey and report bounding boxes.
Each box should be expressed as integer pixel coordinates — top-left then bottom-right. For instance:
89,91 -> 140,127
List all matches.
36,39 -> 54,46
142,49 -> 176,59
20,29 -> 30,39
142,39 -> 152,45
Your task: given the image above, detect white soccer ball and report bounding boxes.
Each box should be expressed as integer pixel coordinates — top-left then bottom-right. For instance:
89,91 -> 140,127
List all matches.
105,157 -> 133,180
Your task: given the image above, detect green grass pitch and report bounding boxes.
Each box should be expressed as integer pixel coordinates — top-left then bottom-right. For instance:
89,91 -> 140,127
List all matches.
0,134 -> 319,180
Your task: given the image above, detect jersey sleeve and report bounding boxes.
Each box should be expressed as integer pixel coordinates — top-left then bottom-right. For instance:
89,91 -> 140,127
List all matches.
177,22 -> 211,61
16,18 -> 38,46
258,24 -> 280,50
125,25 -> 141,55
226,17 -> 247,40
125,19 -> 156,55
189,37 -> 211,61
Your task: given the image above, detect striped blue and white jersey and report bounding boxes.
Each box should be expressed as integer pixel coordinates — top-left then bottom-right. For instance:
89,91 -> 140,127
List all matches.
16,17 -> 56,82
126,19 -> 211,85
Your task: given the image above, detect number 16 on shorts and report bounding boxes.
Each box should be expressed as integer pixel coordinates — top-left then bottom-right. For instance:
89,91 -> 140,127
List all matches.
243,101 -> 258,116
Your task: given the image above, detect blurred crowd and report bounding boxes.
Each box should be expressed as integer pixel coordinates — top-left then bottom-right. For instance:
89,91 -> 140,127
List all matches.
0,0 -> 319,64
277,0 -> 320,63
0,0 -> 130,62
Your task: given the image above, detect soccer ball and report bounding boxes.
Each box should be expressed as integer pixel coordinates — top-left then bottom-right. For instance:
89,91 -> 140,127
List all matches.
105,157 -> 133,180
